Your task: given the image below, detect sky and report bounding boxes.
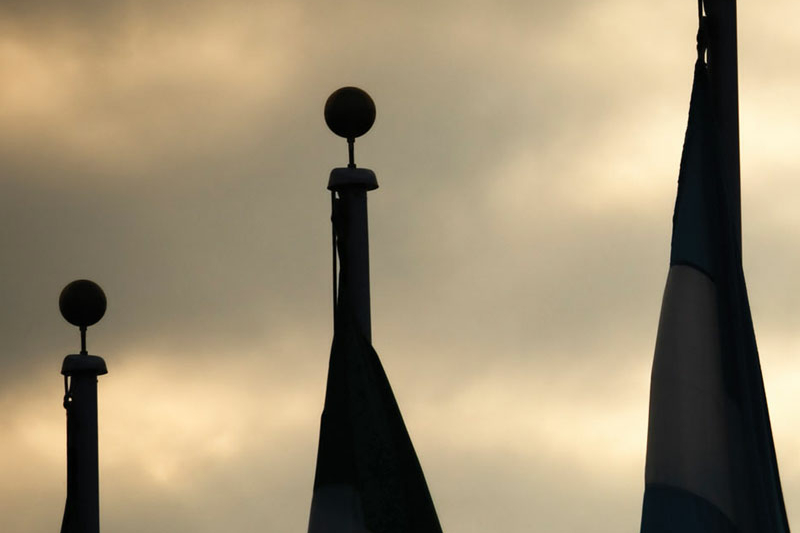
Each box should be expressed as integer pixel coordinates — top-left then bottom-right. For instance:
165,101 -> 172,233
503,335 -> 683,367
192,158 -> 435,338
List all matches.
1,1 -> 799,532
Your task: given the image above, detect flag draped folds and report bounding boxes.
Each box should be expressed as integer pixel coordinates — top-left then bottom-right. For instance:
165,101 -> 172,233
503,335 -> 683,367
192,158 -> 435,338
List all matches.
307,193 -> 442,533
640,20 -> 789,533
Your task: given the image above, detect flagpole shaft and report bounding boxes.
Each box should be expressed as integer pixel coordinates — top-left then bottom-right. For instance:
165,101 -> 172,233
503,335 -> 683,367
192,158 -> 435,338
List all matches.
703,0 -> 741,250
338,189 -> 373,342
61,355 -> 107,533
328,167 -> 378,343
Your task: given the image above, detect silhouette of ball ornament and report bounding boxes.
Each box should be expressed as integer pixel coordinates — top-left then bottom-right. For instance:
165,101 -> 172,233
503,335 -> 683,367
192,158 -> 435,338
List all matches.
325,87 -> 376,139
59,280 -> 106,328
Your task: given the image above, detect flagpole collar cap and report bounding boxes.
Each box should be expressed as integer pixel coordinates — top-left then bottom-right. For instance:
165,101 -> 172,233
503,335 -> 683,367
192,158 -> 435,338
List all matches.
328,167 -> 378,191
62,354 -> 108,376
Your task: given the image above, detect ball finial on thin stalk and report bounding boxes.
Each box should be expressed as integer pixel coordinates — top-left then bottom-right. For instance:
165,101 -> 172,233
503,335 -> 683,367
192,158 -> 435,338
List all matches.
324,87 -> 376,139
325,87 -> 375,168
60,280 -> 106,327
60,280 -> 106,354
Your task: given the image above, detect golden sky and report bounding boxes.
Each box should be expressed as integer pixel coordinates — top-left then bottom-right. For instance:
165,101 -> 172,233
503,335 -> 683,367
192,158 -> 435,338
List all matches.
1,1 -> 799,531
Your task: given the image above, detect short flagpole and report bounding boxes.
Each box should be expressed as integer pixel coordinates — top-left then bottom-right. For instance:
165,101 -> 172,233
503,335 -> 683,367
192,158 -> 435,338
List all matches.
324,87 -> 378,342
59,280 -> 108,533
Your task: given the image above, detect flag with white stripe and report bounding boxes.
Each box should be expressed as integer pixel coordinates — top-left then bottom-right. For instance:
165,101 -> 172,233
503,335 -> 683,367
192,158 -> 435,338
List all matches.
640,53 -> 789,533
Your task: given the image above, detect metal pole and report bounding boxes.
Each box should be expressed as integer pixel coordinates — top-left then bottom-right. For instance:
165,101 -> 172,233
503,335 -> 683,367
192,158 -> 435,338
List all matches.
329,168 -> 379,342
58,279 -> 108,533
703,0 -> 741,251
324,87 -> 378,342
61,355 -> 107,533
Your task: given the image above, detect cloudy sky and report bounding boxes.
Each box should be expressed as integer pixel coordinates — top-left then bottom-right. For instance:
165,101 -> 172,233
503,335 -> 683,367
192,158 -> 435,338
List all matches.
1,1 -> 799,531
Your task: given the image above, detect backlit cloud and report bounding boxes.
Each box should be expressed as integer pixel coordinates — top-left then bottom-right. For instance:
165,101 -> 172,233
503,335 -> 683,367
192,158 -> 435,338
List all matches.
1,1 -> 798,532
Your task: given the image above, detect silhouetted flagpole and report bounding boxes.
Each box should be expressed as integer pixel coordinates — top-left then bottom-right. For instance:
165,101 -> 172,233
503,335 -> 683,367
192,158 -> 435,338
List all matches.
308,88 -> 443,533
59,280 -> 108,533
639,2 -> 789,531
325,87 -> 378,341
702,0 -> 741,250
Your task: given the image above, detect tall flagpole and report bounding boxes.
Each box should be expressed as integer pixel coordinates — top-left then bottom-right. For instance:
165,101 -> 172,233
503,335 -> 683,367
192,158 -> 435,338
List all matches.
702,0 -> 741,250
640,5 -> 790,531
309,87 -> 443,533
59,280 -> 108,533
324,87 -> 378,342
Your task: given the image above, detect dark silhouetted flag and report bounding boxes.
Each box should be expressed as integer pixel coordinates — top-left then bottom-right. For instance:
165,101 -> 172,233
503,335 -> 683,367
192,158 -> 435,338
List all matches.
307,204 -> 442,533
640,55 -> 790,533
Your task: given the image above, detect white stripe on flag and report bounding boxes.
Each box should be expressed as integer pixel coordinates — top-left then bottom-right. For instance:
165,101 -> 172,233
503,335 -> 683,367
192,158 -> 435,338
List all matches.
644,264 -> 747,526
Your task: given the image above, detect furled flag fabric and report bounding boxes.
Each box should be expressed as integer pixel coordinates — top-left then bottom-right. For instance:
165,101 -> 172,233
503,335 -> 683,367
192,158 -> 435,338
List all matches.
307,198 -> 443,533
639,49 -> 790,533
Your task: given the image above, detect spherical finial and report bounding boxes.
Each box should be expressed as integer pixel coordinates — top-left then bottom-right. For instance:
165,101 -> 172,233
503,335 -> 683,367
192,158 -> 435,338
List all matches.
59,280 -> 107,328
325,87 -> 376,139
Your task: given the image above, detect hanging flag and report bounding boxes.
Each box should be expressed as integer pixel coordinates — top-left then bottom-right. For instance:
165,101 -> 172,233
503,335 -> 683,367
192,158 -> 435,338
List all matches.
640,11 -> 790,533
307,242 -> 443,533
307,301 -> 443,533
